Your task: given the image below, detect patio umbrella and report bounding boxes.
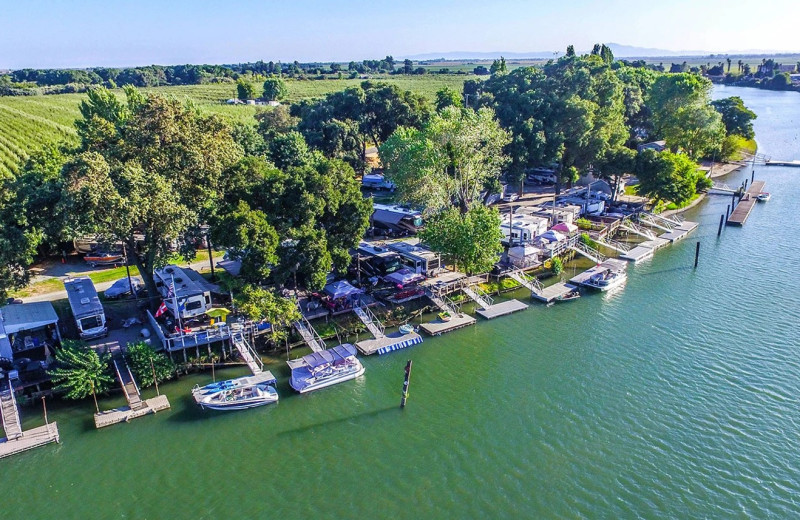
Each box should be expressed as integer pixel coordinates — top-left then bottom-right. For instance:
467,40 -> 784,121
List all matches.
206,308 -> 231,320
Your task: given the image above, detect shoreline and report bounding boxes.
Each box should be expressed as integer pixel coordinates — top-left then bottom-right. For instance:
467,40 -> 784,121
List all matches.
663,161 -> 747,217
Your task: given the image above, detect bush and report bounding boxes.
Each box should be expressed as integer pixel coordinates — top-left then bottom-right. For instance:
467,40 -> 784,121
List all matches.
551,257 -> 564,275
579,233 -> 598,250
126,341 -> 176,388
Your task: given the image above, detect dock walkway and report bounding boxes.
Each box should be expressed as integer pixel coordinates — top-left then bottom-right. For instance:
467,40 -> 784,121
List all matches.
460,282 -> 528,319
418,313 -> 476,336
231,331 -> 263,374
94,355 -> 171,428
0,383 -> 60,458
727,181 -> 765,226
292,316 -> 325,353
505,271 -> 574,303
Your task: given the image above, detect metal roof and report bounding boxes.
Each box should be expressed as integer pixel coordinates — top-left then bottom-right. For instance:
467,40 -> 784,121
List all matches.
0,302 -> 59,334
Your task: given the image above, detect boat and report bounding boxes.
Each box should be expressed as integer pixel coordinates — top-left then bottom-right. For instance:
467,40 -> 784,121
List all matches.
438,311 -> 452,322
192,372 -> 279,410
399,324 -> 415,334
288,343 -> 365,393
757,192 -> 771,202
556,290 -> 581,302
583,269 -> 627,292
84,252 -> 124,267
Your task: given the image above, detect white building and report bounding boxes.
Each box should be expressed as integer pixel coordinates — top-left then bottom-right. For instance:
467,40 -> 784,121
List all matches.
500,213 -> 549,245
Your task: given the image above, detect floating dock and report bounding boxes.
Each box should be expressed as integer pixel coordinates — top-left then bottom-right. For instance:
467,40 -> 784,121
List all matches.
570,258 -> 628,287
659,221 -> 699,242
94,357 -> 171,428
765,160 -> 800,167
475,299 -> 528,319
419,313 -> 476,336
355,331 -> 423,355
727,181 -> 765,226
505,270 -> 575,303
0,383 -> 60,458
620,237 -> 670,262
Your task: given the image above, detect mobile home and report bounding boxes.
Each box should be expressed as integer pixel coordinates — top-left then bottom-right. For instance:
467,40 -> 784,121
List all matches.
500,214 -> 549,245
64,277 -> 107,340
153,265 -> 212,319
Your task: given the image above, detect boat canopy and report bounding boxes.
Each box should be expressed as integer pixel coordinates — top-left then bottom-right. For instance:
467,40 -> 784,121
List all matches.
294,344 -> 357,369
323,280 -> 362,299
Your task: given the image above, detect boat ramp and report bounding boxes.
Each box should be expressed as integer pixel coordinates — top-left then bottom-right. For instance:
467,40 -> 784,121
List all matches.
0,382 -> 60,459
727,180 -> 765,226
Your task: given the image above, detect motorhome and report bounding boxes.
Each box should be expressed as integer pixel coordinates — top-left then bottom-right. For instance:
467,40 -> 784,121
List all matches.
386,240 -> 442,276
371,204 -> 424,235
356,242 -> 404,277
526,168 -> 558,184
153,265 -> 212,319
64,277 -> 107,340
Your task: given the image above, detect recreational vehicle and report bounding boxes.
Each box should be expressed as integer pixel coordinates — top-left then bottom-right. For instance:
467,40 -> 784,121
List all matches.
64,277 -> 108,340
371,204 -> 423,235
153,265 -> 212,319
386,240 -> 442,276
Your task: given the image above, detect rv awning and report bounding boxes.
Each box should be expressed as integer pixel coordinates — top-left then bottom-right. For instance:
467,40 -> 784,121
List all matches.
372,209 -> 406,225
324,280 -> 362,299
0,302 -> 59,334
384,269 -> 425,286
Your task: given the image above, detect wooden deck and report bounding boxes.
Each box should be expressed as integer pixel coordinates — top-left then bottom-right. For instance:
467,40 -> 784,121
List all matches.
727,181 -> 765,226
0,422 -> 60,459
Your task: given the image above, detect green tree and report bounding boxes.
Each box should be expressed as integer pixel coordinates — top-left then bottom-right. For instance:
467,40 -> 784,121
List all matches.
235,285 -> 300,344
635,149 -> 703,205
419,205 -> 503,274
61,88 -> 243,304
710,96 -> 757,139
126,341 -> 176,388
381,106 -> 510,214
435,87 -> 462,111
213,201 -> 279,284
647,73 -> 712,136
47,341 -> 114,412
662,104 -> 725,159
262,76 -> 288,101
490,57 -> 508,75
236,79 -> 257,101
268,131 -> 312,170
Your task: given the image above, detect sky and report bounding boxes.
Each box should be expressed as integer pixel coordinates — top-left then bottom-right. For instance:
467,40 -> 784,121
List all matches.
1,0 -> 798,69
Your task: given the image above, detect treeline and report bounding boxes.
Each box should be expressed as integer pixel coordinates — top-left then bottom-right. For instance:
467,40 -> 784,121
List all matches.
0,56 -> 465,97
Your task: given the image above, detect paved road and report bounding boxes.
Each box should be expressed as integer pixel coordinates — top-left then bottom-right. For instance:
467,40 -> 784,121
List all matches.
22,256 -> 219,303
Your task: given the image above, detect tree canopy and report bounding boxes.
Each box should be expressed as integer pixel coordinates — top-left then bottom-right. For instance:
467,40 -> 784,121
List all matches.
711,96 -> 757,139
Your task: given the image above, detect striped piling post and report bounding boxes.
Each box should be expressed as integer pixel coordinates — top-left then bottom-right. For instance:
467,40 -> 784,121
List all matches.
401,360 -> 413,408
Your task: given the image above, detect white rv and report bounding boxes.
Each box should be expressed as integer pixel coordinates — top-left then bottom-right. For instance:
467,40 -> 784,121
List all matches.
153,265 -> 212,319
64,277 -> 107,340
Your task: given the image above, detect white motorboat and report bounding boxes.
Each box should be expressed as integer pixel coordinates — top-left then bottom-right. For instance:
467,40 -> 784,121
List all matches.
584,269 -> 627,292
756,192 -> 771,202
192,372 -> 279,410
288,343 -> 365,393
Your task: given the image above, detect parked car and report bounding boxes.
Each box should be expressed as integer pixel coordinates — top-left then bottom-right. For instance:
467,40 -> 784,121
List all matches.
104,277 -> 143,299
502,192 -> 519,202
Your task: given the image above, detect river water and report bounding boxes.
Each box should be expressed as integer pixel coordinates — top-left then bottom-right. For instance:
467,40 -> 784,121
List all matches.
4,86 -> 800,519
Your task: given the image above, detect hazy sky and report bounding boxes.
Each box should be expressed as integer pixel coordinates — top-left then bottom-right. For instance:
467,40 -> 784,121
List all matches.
1,0 -> 798,68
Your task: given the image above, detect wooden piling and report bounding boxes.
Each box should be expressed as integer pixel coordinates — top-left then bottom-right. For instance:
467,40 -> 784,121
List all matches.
694,242 -> 700,268
717,215 -> 724,236
751,170 -> 755,183
400,360 -> 412,408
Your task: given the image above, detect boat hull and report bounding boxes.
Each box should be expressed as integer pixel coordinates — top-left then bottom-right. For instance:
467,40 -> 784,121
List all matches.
198,395 -> 278,411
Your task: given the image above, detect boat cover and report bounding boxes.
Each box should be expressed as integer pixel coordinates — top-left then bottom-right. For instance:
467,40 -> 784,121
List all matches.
323,280 -> 363,299
298,343 -> 357,368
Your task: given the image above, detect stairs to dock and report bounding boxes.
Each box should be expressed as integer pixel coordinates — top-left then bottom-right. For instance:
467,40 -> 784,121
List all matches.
506,270 -> 544,297
424,288 -> 458,315
638,212 -> 679,232
568,241 -> 606,264
231,332 -> 263,374
619,220 -> 657,240
594,237 -> 631,254
353,299 -> 386,339
0,382 -> 23,440
293,316 -> 326,353
113,357 -> 147,410
461,284 -> 494,310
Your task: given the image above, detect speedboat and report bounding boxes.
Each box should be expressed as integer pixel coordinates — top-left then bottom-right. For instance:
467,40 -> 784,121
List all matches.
584,269 -> 627,292
287,343 -> 365,393
757,192 -> 771,202
438,311 -> 452,322
556,290 -> 581,302
84,252 -> 124,266
192,372 -> 279,410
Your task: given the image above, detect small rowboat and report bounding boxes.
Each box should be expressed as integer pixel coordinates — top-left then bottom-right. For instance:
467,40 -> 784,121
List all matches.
84,252 -> 124,266
756,192 -> 771,202
556,290 -> 581,302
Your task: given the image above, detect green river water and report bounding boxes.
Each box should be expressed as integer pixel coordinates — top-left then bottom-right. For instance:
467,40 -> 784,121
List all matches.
4,86 -> 800,519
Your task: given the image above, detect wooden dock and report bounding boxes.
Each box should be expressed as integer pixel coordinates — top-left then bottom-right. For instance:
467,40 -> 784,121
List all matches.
727,181 -> 765,226
94,395 -> 171,429
659,221 -> 699,242
419,313 -> 476,336
0,384 -> 60,458
0,423 -> 60,459
475,299 -> 528,319
355,331 -> 423,355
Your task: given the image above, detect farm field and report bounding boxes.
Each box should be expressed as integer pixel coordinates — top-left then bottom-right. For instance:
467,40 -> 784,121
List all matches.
0,74 -> 470,177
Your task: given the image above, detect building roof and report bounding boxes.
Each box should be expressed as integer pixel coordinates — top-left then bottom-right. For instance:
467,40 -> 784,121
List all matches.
0,302 -> 59,335
64,277 -> 105,319
372,209 -> 407,225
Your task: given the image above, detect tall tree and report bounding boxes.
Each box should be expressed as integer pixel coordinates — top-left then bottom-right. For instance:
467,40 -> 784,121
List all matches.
61,88 -> 243,304
236,79 -> 257,100
710,96 -> 757,139
262,76 -> 288,101
381,106 -> 510,214
419,205 -> 503,274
